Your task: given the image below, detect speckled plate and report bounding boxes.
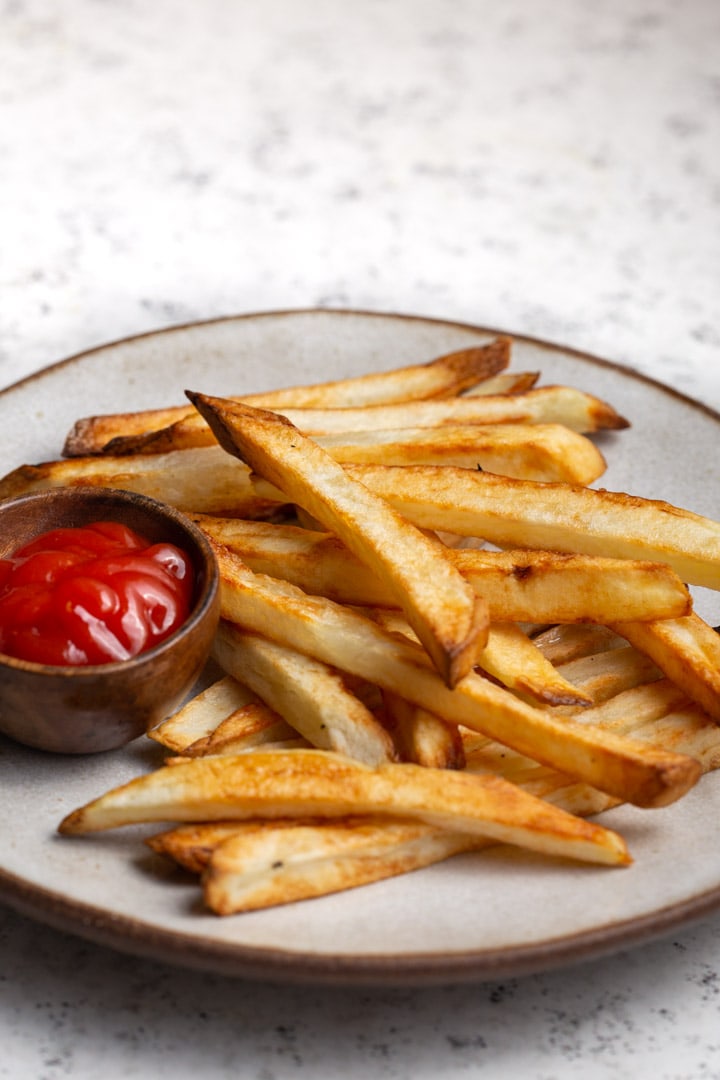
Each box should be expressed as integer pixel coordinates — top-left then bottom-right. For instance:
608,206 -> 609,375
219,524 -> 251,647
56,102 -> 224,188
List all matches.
0,309 -> 719,987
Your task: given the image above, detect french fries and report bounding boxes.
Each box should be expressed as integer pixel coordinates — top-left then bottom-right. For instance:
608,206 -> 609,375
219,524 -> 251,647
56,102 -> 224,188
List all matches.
328,465 -> 720,591
98,382 -> 629,456
211,620 -> 396,765
610,614 -> 720,722
188,516 -> 692,624
149,675 -> 259,752
64,338 -> 512,456
58,747 -> 631,867
188,393 -> 489,687
209,542 -> 701,808
35,336 -> 720,917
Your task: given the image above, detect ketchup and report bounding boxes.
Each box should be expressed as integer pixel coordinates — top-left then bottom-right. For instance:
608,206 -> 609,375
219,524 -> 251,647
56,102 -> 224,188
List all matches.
0,521 -> 194,666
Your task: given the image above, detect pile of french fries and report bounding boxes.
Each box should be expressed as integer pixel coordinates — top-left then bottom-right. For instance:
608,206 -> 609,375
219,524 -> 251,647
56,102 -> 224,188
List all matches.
5,336 -> 720,916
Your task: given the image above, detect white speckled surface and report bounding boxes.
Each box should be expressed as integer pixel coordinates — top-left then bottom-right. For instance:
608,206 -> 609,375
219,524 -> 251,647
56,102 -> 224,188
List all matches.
1,1 -> 720,1077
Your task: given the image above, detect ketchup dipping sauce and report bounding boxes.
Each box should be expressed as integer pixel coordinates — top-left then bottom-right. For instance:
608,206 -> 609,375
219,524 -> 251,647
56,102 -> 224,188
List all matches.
0,520 -> 194,667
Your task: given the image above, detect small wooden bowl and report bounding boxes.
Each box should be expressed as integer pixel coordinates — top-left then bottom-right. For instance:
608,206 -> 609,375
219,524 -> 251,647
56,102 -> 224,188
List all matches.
0,487 -> 220,753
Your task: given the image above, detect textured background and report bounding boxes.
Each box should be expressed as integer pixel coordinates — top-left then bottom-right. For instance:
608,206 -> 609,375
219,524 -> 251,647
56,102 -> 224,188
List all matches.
1,1 -> 719,1077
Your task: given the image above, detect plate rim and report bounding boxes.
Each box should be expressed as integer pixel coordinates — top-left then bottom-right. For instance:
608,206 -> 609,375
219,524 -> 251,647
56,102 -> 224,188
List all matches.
5,306 -> 719,426
1,306 -> 719,986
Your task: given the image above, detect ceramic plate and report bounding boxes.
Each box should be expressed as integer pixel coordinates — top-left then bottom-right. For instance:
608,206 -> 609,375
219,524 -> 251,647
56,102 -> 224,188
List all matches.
0,309 -> 719,987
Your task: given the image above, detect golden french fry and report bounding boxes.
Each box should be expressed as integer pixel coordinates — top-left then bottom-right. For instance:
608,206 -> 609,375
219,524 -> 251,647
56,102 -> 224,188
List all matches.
193,677 -> 720,913
551,646 -> 661,711
610,614 -> 720,722
477,623 -> 594,707
531,624 -> 627,666
147,821 -> 254,873
209,542 -> 701,808
366,607 -> 592,709
149,676 -> 259,752
90,379 -> 628,457
189,394 -> 489,687
190,516 -> 691,624
314,422 -> 608,484
211,621 -> 396,765
181,702 -> 306,757
64,338 -> 511,456
202,817 -> 474,914
380,690 -> 466,769
58,747 -> 631,867
0,446 -> 272,517
322,464 -> 720,591
463,371 -> 539,396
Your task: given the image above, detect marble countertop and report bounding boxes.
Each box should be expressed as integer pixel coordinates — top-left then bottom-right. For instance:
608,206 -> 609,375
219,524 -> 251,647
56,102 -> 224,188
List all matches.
1,1 -> 719,1077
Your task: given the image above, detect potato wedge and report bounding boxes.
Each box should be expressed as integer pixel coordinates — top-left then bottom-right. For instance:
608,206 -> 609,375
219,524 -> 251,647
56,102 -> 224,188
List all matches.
188,394 -> 489,687
58,747 -> 630,867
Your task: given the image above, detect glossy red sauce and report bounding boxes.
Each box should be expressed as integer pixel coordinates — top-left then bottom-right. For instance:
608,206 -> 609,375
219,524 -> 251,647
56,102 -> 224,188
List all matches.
0,521 -> 194,665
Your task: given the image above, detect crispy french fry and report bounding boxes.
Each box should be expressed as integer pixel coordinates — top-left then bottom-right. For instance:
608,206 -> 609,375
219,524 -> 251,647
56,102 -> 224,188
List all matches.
189,394 -> 489,687
211,621 -> 396,765
209,543 -> 701,807
367,607 -> 592,709
531,624 -> 627,666
125,383 -> 629,455
149,676 -> 259,752
320,465 -> 720,591
610,614 -> 720,722
172,677 -> 720,914
0,446 -> 272,517
202,817 -> 475,914
58,747 -> 631,867
181,703 -> 306,757
380,690 -> 466,769
64,339 -> 511,456
463,371 -> 539,396
478,623 -> 594,707
551,646 -> 662,711
313,422 -> 608,484
190,516 -> 691,624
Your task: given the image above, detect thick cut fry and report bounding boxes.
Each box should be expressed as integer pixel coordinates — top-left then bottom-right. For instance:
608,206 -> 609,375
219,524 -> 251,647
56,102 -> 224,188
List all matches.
150,677 -> 259,752
209,543 -> 701,807
478,623 -> 594,707
313,423 -> 608,484
181,703 -> 306,757
64,338 -> 511,456
551,647 -> 661,712
319,465 -> 720,591
610,614 -> 720,722
531,624 -> 627,666
191,516 -> 691,624
211,621 -> 396,765
58,748 -> 630,867
367,607 -> 592,709
380,690 -> 466,769
0,446 -> 270,517
183,680 -> 720,913
463,372 -> 538,396
188,394 -> 489,687
202,817 -> 475,914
